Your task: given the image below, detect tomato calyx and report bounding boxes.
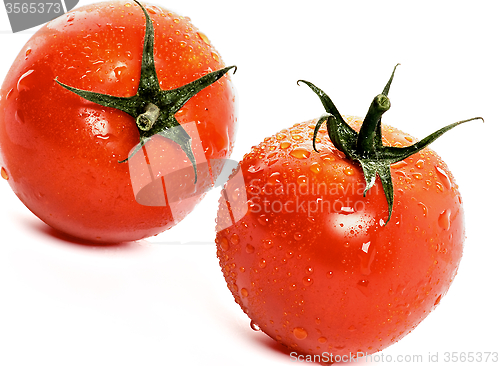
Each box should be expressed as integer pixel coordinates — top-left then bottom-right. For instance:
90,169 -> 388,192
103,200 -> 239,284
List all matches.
54,0 -> 236,183
299,64 -> 483,223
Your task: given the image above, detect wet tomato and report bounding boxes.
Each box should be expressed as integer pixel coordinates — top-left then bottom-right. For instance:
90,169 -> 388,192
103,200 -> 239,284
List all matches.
215,66 -> 481,359
0,1 -> 236,242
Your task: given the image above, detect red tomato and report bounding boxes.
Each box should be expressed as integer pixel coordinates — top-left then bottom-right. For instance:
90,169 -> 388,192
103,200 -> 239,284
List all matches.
215,69 -> 478,359
0,1 -> 236,242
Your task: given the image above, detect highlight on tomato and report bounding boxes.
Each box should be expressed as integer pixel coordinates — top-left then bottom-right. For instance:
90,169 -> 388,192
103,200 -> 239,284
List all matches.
215,65 -> 482,360
0,0 -> 237,243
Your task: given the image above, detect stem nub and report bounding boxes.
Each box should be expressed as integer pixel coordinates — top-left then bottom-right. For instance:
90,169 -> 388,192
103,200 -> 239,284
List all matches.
137,103 -> 160,131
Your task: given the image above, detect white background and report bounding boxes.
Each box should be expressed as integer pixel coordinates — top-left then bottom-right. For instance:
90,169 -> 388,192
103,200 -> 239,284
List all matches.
1,1 -> 499,365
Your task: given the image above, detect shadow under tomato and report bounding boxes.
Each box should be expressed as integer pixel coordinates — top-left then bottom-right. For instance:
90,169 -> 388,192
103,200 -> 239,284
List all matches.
26,217 -> 146,251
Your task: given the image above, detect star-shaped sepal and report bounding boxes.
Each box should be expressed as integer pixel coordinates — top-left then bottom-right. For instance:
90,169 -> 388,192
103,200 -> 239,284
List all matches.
55,0 -> 236,184
299,65 -> 483,223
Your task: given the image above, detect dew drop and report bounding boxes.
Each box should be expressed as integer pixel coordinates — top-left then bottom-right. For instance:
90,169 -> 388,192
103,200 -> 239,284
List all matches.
435,166 -> 452,190
416,159 -> 425,169
343,166 -> 354,176
267,171 -> 281,185
220,237 -> 229,251
197,31 -> 210,44
241,288 -> 249,298
280,141 -> 291,149
263,239 -> 273,249
293,327 -> 308,340
258,214 -> 269,226
259,259 -> 267,268
418,202 -> 428,217
438,209 -> 451,231
294,232 -> 303,241
230,233 -> 240,245
211,51 -> 220,62
434,294 -> 442,306
309,162 -> 321,174
1,167 -> 9,180
17,69 -> 35,92
318,336 -> 327,344
348,325 -> 357,332
25,48 -> 32,59
250,320 -> 261,331
302,276 -> 313,287
246,244 -> 255,254
290,147 -> 310,159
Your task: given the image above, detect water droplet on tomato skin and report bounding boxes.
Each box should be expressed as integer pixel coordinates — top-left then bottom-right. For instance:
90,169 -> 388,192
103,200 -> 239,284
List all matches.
1,167 -> 9,180
241,288 -> 249,298
435,166 -> 452,190
343,166 -> 354,176
438,209 -> 451,231
250,320 -> 261,331
290,147 -> 310,159
293,327 -> 308,340
17,69 -> 35,92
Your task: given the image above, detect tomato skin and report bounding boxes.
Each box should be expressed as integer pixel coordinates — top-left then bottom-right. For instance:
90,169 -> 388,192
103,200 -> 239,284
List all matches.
0,1 -> 236,242
216,116 -> 463,357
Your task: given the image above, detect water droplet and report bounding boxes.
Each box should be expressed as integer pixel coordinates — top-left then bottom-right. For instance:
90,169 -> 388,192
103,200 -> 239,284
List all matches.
1,167 -> 9,180
248,165 -> 263,174
359,241 -> 376,275
259,259 -> 267,268
6,88 -> 14,100
348,325 -> 357,332
416,159 -> 425,169
25,48 -> 32,59
418,202 -> 428,217
220,237 -> 229,251
198,31 -> 210,44
246,244 -> 255,254
438,209 -> 451,231
280,141 -> 291,149
302,277 -> 313,287
267,171 -> 281,185
309,162 -> 321,174
290,147 -> 310,159
113,65 -> 127,79
435,166 -> 451,190
343,166 -> 354,176
258,214 -> 269,226
241,288 -> 249,298
294,232 -> 303,241
296,175 -> 308,185
250,320 -> 261,331
67,14 -> 75,22
392,161 -> 407,169
230,234 -> 240,245
17,69 -> 35,92
318,336 -> 327,344
412,172 -> 423,180
293,327 -> 308,340
211,51 -> 220,62
434,294 -> 442,306
263,239 -> 273,249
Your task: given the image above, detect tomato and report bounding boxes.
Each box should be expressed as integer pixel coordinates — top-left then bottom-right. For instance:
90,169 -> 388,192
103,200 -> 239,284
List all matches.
0,0 -> 236,242
215,66 -> 481,359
